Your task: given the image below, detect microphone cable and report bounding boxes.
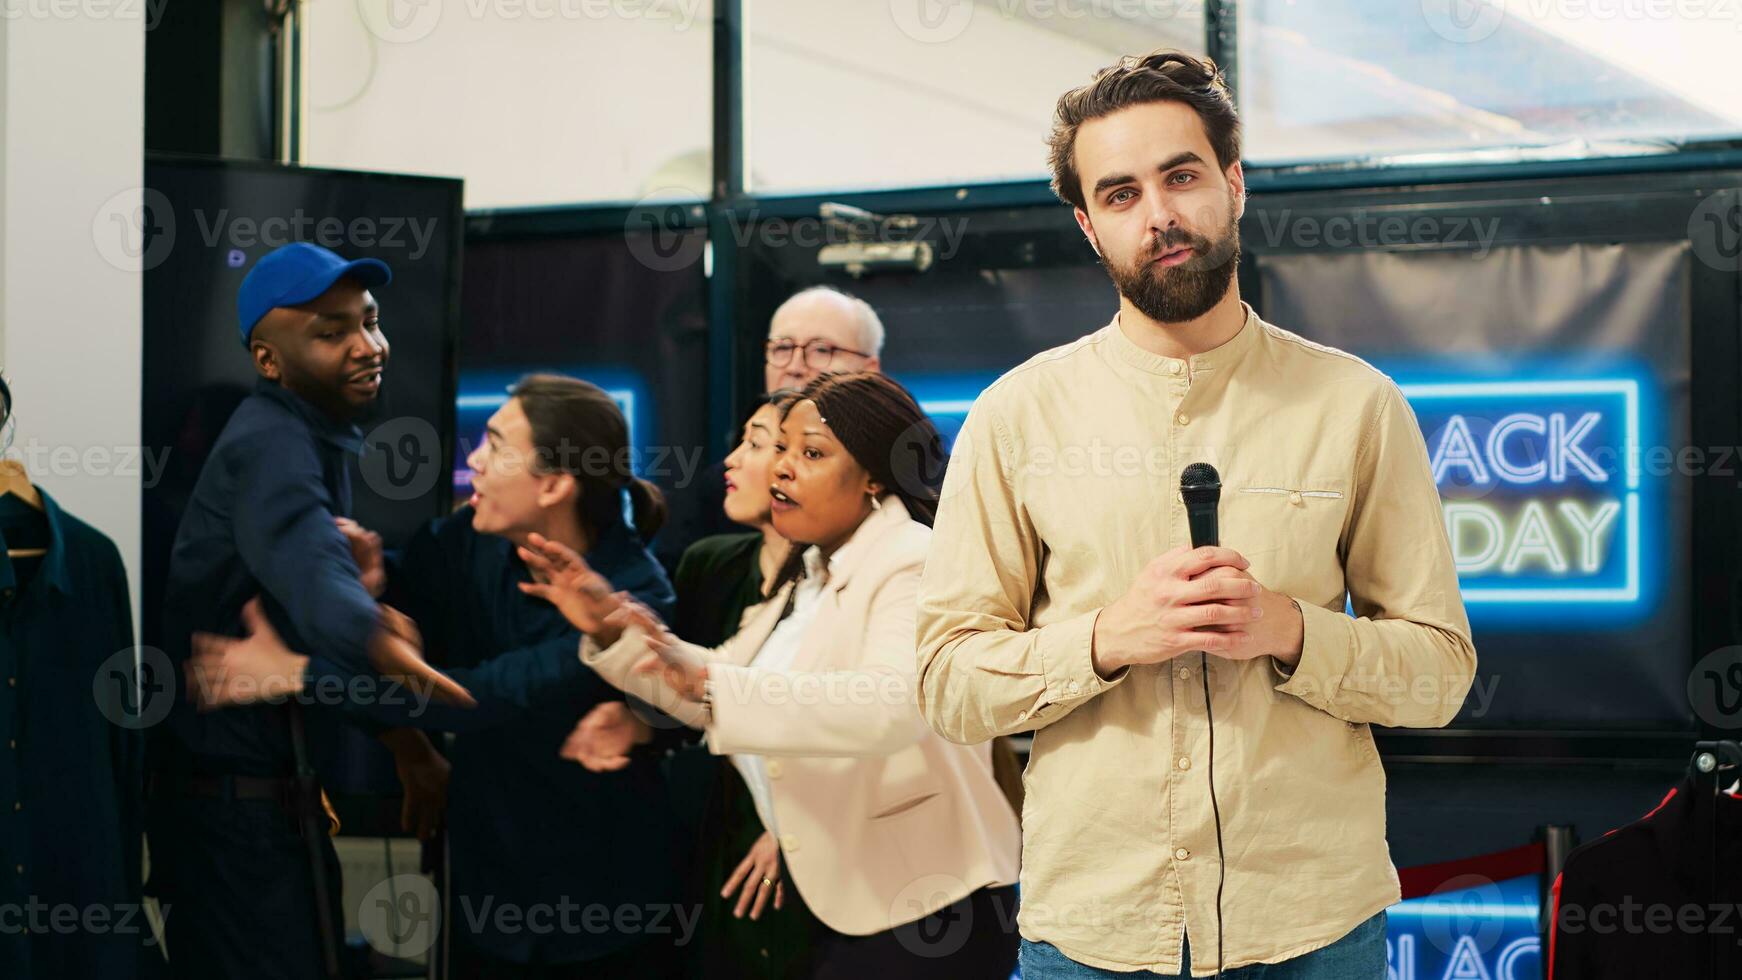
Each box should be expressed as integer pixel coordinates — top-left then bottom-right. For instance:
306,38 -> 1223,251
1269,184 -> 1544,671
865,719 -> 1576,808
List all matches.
1200,650 -> 1226,980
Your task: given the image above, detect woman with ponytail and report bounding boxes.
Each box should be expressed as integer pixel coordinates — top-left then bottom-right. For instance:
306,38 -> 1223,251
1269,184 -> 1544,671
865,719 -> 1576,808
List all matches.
409,372 -> 684,976
187,373 -> 686,977
521,372 -> 1022,979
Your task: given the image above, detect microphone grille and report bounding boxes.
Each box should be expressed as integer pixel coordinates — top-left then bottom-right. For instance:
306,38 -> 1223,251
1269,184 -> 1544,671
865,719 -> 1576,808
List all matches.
1180,462 -> 1221,489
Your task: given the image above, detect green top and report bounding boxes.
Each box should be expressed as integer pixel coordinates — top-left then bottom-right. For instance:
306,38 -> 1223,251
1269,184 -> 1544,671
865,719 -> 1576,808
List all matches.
672,531 -> 767,649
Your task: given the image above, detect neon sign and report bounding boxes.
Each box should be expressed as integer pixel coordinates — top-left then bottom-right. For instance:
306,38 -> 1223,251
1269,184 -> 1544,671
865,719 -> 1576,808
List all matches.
1406,380 -> 1641,608
906,368 -> 1656,622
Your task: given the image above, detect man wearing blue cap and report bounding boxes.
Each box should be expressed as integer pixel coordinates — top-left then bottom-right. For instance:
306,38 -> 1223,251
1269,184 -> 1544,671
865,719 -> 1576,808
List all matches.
147,242 -> 470,980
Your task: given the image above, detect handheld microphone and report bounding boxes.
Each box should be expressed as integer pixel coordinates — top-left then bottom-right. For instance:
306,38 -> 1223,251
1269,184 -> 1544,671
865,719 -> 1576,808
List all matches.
1181,462 -> 1222,549
1179,462 -> 1227,979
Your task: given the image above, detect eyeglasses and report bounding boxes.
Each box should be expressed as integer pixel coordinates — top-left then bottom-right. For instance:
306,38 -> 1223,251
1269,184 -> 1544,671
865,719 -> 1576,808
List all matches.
765,338 -> 871,370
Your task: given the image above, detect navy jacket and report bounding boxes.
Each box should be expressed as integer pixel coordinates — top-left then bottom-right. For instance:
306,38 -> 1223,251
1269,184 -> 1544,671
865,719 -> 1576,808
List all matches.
156,379 -> 380,778
384,508 -> 686,964
0,491 -> 147,979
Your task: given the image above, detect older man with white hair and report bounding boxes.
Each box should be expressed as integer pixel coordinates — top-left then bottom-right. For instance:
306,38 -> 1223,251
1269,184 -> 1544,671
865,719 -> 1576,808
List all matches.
762,285 -> 885,392
655,285 -> 888,571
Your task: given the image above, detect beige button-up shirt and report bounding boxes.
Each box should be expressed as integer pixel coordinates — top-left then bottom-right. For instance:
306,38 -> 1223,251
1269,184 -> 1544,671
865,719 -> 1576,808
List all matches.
916,303 -> 1476,975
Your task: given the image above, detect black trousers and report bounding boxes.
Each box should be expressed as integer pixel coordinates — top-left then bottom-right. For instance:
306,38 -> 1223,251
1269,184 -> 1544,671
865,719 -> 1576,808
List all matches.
448,930 -> 681,980
809,884 -> 1019,980
146,795 -> 345,980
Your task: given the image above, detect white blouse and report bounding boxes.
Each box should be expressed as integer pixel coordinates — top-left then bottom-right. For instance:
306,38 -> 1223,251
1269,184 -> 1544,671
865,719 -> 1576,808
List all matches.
727,541 -> 841,835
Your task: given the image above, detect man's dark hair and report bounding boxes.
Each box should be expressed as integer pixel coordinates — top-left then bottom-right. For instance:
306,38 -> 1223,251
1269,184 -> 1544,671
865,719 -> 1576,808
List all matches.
1046,50 -> 1241,212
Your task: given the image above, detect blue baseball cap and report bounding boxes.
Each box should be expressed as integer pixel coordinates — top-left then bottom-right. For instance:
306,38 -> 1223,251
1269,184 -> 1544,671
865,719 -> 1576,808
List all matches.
237,242 -> 392,347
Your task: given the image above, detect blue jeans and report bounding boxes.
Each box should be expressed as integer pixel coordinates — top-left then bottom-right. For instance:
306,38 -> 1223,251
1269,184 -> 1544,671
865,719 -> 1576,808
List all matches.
1018,911 -> 1387,979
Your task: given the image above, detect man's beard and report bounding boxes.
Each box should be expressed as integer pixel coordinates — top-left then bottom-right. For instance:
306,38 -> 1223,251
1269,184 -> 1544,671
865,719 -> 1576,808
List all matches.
1102,204 -> 1241,324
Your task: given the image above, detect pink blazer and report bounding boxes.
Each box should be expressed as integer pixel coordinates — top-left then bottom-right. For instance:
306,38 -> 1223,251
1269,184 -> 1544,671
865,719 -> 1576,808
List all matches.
582,497 -> 1021,935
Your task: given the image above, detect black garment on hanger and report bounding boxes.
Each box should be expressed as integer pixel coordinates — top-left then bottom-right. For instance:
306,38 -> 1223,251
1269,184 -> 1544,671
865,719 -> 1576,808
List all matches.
0,488 -> 145,980
1550,770 -> 1742,979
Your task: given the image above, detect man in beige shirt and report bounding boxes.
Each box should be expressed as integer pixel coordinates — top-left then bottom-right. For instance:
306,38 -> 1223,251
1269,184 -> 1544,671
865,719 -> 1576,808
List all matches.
916,51 -> 1476,978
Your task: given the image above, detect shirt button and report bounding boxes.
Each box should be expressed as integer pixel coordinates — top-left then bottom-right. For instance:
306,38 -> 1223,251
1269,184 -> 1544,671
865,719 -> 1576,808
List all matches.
766,761 -> 784,779
1176,413 -> 1190,426
1168,361 -> 1183,375
781,835 -> 800,853
1288,491 -> 1303,505
1177,667 -> 1191,679
1065,681 -> 1081,695
1175,848 -> 1190,861
1177,757 -> 1191,771
1174,490 -> 1184,504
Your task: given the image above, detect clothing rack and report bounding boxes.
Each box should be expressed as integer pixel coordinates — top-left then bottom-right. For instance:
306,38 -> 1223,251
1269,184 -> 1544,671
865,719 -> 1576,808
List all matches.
1690,739 -> 1742,787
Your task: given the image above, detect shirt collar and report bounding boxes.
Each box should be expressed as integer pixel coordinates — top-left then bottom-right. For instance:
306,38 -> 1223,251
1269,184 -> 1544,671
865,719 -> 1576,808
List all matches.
1103,301 -> 1262,378
253,379 -> 365,454
0,487 -> 73,597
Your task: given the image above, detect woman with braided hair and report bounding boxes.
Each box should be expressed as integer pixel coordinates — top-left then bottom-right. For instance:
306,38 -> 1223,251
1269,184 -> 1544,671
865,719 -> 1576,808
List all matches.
522,371 -> 1022,979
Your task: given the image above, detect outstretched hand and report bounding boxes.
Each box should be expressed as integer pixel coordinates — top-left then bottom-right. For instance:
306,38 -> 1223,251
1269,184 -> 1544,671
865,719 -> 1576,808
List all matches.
187,597 -> 307,709
516,532 -> 622,637
367,604 -> 477,709
334,517 -> 386,598
559,700 -> 655,772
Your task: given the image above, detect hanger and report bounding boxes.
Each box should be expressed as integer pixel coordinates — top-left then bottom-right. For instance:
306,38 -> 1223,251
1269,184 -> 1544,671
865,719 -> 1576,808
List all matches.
0,373 -> 45,559
0,460 -> 46,559
1690,740 -> 1742,793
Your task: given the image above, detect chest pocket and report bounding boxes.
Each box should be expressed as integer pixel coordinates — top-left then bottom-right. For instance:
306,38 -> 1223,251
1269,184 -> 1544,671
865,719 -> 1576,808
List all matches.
1218,477 -> 1351,593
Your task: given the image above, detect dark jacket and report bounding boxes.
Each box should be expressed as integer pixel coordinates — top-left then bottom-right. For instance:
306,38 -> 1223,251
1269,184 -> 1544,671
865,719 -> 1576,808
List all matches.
386,508 -> 684,965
